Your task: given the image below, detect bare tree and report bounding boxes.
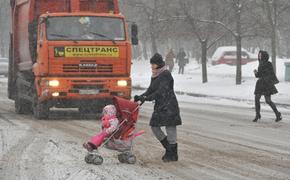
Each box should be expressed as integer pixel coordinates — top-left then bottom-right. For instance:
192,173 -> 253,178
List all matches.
179,0 -> 248,84
121,0 -> 290,74
190,0 -> 259,85
233,0 -> 243,85
179,0 -> 229,83
261,0 -> 290,73
122,0 -> 173,55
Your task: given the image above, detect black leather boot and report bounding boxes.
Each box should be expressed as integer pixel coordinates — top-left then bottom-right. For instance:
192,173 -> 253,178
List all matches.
252,114 -> 261,122
254,95 -> 261,122
163,143 -> 178,162
275,112 -> 282,122
268,99 -> 282,122
171,143 -> 178,161
160,137 -> 170,161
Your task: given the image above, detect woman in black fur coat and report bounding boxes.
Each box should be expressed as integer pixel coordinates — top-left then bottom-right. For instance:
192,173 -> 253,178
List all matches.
134,53 -> 182,162
253,50 -> 282,122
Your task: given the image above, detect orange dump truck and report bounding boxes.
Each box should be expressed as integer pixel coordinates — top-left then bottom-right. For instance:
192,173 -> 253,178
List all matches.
8,0 -> 138,119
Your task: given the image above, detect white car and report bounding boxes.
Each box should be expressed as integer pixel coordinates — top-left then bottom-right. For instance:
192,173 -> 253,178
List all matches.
0,57 -> 8,76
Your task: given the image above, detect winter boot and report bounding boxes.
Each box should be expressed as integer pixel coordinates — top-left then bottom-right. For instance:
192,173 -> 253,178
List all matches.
163,143 -> 178,162
83,142 -> 97,152
275,112 -> 282,122
170,143 -> 178,161
268,101 -> 282,122
160,137 -> 170,161
252,113 -> 261,122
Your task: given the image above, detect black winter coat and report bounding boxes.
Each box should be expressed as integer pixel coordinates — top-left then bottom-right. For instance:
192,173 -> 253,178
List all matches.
142,70 -> 182,127
176,51 -> 187,67
254,61 -> 279,95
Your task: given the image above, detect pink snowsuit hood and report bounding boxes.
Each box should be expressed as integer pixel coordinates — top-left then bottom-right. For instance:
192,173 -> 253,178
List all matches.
102,104 -> 117,117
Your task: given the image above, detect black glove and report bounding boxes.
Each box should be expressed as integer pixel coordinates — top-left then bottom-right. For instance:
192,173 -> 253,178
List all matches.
139,96 -> 146,103
134,95 -> 146,103
134,95 -> 141,102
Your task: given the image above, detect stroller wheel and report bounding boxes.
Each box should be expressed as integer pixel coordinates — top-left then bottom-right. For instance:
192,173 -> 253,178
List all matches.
85,153 -> 95,164
93,155 -> 103,165
85,153 -> 103,165
127,154 -> 136,164
118,153 -> 126,163
118,152 -> 136,164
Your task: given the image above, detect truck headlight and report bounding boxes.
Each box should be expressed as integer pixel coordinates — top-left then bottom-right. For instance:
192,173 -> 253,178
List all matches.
49,80 -> 60,87
117,80 -> 127,87
52,92 -> 59,97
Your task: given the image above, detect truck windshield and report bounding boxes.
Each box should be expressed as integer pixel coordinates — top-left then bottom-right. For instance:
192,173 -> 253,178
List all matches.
46,16 -> 125,41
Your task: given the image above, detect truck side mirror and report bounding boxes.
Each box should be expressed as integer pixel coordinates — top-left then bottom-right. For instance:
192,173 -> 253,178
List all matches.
131,23 -> 138,45
39,17 -> 48,26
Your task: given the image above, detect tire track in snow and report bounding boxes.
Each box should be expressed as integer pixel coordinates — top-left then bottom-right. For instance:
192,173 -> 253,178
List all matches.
136,103 -> 290,179
0,132 -> 36,180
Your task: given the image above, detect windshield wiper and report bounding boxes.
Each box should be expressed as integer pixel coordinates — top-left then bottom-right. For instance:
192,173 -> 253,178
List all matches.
88,31 -> 116,44
49,33 -> 69,38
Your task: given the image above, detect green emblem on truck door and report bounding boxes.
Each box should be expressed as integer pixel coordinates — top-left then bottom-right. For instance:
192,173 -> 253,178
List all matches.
54,47 -> 65,57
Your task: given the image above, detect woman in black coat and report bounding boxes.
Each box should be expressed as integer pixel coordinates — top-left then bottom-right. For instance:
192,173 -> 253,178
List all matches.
253,50 -> 282,122
134,53 -> 182,162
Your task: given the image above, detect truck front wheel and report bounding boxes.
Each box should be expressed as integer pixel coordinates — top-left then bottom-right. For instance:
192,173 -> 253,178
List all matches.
33,96 -> 49,120
15,96 -> 32,114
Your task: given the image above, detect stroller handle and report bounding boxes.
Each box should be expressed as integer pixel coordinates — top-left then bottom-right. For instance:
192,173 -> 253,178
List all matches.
134,99 -> 145,106
133,100 -> 145,113
129,103 -> 142,115
138,101 -> 145,106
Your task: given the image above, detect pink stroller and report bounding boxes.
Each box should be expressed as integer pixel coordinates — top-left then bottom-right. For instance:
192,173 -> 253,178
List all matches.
84,96 -> 144,165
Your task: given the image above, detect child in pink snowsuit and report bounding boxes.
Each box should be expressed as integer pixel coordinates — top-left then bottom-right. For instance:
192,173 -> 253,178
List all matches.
83,104 -> 119,152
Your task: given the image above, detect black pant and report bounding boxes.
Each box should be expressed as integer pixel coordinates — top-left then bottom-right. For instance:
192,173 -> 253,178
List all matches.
255,94 -> 279,115
178,66 -> 184,74
168,65 -> 174,73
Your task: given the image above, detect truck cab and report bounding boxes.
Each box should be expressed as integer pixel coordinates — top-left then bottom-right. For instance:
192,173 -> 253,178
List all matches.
9,0 -> 138,119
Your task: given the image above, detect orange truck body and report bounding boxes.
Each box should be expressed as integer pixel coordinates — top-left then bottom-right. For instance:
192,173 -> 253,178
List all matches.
8,0 -> 134,119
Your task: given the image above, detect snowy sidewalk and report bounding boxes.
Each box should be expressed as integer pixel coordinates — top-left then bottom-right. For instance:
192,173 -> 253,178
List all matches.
131,59 -> 290,107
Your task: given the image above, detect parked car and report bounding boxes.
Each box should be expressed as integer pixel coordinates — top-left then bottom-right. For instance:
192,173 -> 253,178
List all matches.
211,46 -> 257,65
0,57 -> 8,76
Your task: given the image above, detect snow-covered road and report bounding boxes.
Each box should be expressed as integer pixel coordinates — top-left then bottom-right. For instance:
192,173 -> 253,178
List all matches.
0,78 -> 290,180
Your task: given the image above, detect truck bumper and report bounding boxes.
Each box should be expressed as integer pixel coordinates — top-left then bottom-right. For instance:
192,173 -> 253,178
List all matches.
35,77 -> 131,106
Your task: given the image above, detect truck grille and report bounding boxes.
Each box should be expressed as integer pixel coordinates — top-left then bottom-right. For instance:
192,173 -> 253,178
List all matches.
63,62 -> 113,73
69,80 -> 109,93
73,84 -> 104,89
